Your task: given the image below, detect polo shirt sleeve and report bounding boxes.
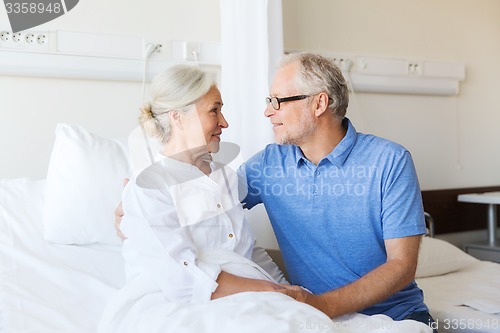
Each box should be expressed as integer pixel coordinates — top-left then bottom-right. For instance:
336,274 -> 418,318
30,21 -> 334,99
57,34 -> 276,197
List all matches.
381,150 -> 426,239
238,150 -> 265,210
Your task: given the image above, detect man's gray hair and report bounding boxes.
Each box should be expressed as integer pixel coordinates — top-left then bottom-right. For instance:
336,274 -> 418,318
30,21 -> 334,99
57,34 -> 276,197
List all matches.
281,53 -> 349,119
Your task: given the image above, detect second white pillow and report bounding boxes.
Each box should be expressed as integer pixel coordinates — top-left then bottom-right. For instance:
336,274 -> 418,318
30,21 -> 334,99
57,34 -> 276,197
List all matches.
43,124 -> 131,245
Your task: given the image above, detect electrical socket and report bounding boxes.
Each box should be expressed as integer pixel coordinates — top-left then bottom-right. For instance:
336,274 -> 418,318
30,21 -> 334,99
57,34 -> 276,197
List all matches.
37,33 -> 47,45
25,33 -> 36,44
153,43 -> 163,54
183,42 -> 201,61
12,32 -> 23,43
144,40 -> 170,60
408,61 -> 423,75
0,31 -> 11,42
331,55 -> 354,72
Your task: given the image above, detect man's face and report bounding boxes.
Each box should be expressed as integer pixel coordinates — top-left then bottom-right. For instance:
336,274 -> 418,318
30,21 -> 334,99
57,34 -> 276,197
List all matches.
265,62 -> 316,146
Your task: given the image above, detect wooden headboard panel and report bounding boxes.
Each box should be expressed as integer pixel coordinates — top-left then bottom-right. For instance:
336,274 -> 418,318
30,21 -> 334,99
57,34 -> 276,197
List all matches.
421,186 -> 500,234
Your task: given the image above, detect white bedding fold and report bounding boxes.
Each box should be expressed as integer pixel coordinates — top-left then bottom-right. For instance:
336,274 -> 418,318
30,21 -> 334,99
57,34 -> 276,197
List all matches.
99,243 -> 431,333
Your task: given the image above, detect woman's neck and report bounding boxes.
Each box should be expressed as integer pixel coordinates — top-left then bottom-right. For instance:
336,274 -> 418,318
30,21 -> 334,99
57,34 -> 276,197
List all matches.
162,141 -> 212,175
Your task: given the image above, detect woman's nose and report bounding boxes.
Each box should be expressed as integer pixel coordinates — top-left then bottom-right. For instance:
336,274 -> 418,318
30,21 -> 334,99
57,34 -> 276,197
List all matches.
219,113 -> 229,128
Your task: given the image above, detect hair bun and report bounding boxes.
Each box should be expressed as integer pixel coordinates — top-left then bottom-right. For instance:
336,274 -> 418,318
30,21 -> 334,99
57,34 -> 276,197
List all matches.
139,103 -> 154,121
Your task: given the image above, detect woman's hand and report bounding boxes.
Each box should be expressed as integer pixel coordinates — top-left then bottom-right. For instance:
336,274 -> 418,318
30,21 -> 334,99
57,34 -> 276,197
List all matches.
211,271 -> 285,300
114,178 -> 129,241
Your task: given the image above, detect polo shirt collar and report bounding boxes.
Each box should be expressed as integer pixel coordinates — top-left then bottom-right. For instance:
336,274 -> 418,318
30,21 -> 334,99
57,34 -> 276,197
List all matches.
294,117 -> 358,167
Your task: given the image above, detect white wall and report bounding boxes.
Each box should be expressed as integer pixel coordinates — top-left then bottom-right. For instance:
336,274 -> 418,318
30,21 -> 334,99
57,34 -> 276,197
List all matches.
0,0 -> 221,180
4,0 -> 499,187
283,0 -> 500,191
2,0 -> 499,247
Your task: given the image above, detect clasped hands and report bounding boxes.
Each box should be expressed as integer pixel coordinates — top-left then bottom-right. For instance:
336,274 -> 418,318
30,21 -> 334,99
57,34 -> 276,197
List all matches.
277,285 -> 331,317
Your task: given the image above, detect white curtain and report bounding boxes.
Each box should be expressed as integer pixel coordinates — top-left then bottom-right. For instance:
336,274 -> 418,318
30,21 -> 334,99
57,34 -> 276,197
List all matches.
219,0 -> 284,250
220,0 -> 283,161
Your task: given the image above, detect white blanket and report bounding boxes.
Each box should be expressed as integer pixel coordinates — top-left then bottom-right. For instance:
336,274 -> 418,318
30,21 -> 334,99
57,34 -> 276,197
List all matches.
99,286 -> 431,333
0,178 -> 431,333
99,249 -> 431,333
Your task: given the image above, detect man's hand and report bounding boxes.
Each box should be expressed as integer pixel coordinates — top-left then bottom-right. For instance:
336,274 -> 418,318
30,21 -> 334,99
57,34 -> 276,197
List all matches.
279,285 -> 332,317
115,178 -> 129,241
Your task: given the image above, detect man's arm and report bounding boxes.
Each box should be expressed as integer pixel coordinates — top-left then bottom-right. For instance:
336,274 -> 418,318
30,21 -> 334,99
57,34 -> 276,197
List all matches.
281,235 -> 422,318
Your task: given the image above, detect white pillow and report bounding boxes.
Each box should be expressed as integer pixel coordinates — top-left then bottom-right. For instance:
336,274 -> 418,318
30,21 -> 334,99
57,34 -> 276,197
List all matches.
43,124 -> 131,245
416,236 -> 478,278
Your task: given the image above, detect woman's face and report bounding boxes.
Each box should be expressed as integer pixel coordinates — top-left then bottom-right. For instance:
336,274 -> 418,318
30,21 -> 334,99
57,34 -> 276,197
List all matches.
185,86 -> 228,153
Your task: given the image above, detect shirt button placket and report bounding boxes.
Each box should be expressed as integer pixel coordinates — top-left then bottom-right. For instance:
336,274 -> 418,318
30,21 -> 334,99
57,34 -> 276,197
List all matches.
313,168 -> 320,196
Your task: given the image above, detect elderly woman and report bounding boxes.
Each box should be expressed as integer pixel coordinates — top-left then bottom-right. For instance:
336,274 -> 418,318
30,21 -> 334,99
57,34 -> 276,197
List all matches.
98,65 -> 297,333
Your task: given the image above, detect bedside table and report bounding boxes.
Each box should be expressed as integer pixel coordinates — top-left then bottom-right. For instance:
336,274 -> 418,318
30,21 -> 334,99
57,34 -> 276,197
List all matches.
458,191 -> 500,263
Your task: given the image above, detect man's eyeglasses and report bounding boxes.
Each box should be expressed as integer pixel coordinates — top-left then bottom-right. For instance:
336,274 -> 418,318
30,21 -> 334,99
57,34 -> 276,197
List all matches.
265,95 -> 309,110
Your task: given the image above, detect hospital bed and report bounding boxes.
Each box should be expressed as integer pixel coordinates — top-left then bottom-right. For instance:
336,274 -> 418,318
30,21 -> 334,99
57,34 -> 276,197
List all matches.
0,123 -> 496,333
415,229 -> 500,332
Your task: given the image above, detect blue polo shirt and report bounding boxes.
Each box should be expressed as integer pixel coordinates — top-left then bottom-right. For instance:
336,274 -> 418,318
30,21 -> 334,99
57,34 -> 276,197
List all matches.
240,118 -> 428,320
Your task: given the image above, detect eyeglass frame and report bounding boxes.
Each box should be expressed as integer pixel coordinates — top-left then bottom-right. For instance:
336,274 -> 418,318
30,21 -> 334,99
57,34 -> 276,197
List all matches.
265,95 -> 310,110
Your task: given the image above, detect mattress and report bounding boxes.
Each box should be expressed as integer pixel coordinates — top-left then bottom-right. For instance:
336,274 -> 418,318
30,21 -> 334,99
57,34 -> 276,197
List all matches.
0,178 -> 125,332
417,260 -> 500,333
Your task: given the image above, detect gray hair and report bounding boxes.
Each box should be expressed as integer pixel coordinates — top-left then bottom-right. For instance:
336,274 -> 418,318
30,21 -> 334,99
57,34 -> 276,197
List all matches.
281,53 -> 349,119
139,65 -> 215,142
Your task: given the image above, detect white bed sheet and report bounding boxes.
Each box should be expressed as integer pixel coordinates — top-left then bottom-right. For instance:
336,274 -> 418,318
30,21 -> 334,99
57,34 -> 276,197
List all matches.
0,178 -> 125,332
417,260 -> 500,333
0,178 -> 433,333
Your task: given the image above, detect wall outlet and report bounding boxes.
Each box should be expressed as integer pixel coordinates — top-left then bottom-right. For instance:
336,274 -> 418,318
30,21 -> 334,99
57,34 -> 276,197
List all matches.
0,31 -> 11,42
25,33 -> 36,44
144,40 -> 170,61
183,42 -> 201,61
37,34 -> 48,45
0,30 -> 50,51
153,43 -> 163,54
12,32 -> 23,43
408,61 -> 423,75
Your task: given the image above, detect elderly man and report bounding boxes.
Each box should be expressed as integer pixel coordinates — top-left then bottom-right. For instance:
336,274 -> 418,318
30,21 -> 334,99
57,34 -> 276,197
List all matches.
240,52 -> 434,329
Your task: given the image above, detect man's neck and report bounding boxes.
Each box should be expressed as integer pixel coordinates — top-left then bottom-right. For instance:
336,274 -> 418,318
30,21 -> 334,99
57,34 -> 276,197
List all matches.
298,118 -> 347,165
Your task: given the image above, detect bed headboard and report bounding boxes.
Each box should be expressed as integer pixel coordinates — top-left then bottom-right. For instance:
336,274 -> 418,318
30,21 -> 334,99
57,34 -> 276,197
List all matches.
421,186 -> 500,234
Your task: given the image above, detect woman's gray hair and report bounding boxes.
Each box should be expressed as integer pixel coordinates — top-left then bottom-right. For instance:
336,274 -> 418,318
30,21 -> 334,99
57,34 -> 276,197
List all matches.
139,65 -> 215,143
281,53 -> 349,119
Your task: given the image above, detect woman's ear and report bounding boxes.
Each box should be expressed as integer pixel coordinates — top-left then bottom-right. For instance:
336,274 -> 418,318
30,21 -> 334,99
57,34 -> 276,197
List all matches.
314,92 -> 330,117
170,110 -> 183,129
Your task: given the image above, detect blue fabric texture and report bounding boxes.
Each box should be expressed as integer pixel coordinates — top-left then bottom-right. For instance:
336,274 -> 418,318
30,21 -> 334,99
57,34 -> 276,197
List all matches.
240,118 -> 428,320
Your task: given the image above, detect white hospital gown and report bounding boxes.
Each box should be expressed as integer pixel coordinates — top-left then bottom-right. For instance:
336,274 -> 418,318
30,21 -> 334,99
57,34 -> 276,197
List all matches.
119,155 -> 273,303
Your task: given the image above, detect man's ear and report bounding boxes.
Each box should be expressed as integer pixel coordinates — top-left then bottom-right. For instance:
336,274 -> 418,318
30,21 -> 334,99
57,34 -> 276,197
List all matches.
314,92 -> 330,117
